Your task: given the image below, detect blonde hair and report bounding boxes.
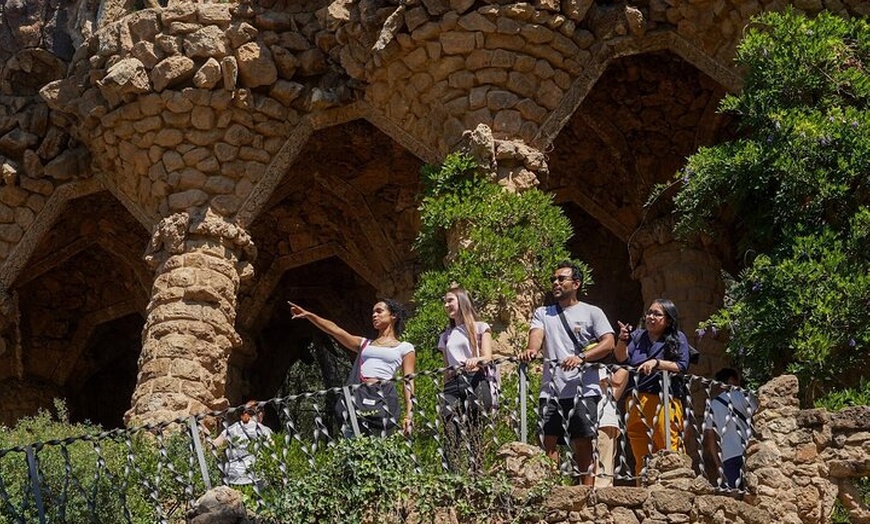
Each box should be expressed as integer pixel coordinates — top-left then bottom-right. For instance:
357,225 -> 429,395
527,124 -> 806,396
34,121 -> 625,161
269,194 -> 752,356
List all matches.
446,285 -> 482,357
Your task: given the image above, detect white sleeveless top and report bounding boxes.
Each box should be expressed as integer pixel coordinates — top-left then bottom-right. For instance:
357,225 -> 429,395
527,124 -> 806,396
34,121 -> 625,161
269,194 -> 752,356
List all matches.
358,340 -> 415,380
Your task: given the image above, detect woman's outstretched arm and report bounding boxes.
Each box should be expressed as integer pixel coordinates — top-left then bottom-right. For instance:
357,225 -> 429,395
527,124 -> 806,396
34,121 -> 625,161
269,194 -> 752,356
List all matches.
288,301 -> 364,352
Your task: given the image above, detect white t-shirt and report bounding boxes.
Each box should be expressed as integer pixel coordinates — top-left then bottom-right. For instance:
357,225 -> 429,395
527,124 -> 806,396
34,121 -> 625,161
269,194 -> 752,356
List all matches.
530,302 -> 614,399
359,340 -> 415,380
218,420 -> 273,485
705,389 -> 756,461
597,367 -> 621,431
438,321 -> 491,368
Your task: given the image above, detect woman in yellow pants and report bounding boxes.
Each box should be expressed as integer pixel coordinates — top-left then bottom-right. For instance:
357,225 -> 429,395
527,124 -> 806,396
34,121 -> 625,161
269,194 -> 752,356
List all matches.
614,299 -> 690,476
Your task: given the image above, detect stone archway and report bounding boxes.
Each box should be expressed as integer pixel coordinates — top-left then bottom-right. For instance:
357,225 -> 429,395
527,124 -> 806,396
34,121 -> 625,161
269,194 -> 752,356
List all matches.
232,119 -> 424,403
0,192 -> 150,427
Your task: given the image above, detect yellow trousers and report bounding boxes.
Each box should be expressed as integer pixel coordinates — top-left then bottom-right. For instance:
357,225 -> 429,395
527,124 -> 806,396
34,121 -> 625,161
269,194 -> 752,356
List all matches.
626,392 -> 683,475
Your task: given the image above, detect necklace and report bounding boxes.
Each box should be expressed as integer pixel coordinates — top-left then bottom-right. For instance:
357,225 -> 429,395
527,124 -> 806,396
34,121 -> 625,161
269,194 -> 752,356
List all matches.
374,337 -> 399,347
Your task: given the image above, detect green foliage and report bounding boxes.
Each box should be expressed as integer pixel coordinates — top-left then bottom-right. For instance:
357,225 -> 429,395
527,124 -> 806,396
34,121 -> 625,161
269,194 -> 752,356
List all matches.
406,152 -> 585,350
0,402 -> 146,523
662,10 -> 870,402
0,401 -> 221,524
258,436 -> 413,523
257,434 -> 553,524
815,380 -> 870,412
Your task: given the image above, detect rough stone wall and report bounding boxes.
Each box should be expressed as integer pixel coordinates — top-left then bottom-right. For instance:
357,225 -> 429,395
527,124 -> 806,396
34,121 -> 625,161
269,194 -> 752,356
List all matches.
0,0 -> 867,424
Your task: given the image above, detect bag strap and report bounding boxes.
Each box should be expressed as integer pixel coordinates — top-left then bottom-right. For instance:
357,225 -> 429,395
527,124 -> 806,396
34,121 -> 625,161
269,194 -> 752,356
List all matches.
348,338 -> 370,384
714,395 -> 749,425
555,304 -> 584,355
554,304 -> 617,366
358,338 -> 370,382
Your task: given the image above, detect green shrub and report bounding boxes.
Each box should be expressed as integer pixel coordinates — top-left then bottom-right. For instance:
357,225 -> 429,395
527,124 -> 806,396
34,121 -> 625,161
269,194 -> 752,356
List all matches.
256,434 -> 554,524
0,401 -> 222,524
257,435 -> 414,523
0,401 -> 157,523
661,10 -> 870,402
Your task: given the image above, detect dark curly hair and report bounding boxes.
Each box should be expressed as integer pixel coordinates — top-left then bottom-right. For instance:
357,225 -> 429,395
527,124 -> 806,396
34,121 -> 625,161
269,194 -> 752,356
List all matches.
378,298 -> 408,338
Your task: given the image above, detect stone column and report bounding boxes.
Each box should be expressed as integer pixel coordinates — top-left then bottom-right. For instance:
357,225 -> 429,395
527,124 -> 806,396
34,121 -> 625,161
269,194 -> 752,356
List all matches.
456,124 -> 549,356
125,209 -> 255,426
630,219 -> 727,377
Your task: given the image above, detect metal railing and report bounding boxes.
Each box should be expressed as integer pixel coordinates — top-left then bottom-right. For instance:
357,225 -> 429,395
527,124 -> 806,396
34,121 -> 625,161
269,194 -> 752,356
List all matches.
0,357 -> 755,523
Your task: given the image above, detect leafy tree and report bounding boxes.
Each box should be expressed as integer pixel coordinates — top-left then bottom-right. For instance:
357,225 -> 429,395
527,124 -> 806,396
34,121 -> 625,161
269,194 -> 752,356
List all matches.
405,152 -> 586,355
664,9 -> 870,402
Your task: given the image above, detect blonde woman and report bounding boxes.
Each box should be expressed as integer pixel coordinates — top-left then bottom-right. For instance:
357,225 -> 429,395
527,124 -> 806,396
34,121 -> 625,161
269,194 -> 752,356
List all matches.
438,285 -> 495,415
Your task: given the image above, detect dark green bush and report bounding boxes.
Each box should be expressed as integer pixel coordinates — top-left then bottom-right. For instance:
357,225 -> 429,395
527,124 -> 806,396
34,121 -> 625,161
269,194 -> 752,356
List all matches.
662,10 -> 870,402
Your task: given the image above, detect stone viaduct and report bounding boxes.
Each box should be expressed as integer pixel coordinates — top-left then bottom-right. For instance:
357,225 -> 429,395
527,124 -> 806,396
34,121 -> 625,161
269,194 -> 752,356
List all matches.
0,0 -> 863,427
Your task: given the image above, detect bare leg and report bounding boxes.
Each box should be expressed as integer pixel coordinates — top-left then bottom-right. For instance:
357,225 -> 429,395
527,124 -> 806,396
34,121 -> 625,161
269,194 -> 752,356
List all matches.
571,437 -> 594,486
542,434 -> 560,462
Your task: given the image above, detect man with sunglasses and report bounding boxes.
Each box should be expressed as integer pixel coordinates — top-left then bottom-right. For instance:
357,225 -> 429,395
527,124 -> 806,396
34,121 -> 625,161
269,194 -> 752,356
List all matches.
519,261 -> 615,485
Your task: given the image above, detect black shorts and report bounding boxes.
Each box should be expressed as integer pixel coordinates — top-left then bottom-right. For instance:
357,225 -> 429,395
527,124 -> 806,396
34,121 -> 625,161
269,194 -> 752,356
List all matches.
336,382 -> 400,437
539,396 -> 600,440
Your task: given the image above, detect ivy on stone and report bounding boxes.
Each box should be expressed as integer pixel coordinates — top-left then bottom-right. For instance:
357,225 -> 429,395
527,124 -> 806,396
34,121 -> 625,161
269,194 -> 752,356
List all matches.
405,152 -> 586,353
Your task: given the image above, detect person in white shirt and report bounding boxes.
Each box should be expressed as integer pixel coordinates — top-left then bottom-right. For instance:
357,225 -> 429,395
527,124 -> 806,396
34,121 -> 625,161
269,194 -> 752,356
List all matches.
438,285 -> 496,470
703,368 -> 756,488
438,285 -> 495,414
289,299 -> 415,436
519,262 -> 616,486
214,401 -> 273,486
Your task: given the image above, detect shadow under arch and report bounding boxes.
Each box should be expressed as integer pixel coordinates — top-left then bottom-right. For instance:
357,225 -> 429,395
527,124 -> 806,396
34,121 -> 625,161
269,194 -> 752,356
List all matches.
4,192 -> 150,428
233,256 -> 379,405
545,49 -> 736,243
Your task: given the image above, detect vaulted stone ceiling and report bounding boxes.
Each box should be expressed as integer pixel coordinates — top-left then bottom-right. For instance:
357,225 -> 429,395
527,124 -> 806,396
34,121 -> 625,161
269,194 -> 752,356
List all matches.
0,0 -> 860,425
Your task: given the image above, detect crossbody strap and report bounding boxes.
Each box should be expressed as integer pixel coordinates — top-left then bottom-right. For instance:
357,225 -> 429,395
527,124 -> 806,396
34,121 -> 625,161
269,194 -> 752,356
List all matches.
714,395 -> 749,425
359,338 -> 370,382
353,338 -> 370,383
555,304 -> 584,355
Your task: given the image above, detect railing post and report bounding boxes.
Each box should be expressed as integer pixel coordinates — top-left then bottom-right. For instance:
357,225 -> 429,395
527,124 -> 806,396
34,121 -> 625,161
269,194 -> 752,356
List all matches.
519,362 -> 528,443
25,446 -> 46,524
187,416 -> 212,491
341,386 -> 362,438
662,370 -> 672,451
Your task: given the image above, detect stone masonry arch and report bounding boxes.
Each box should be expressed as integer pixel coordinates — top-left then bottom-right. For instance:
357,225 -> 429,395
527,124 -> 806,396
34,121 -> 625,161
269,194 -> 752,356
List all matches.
4,0 -> 865,425
344,0 -> 757,157
0,193 -> 150,426
237,105 -> 441,227
534,31 -> 742,149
